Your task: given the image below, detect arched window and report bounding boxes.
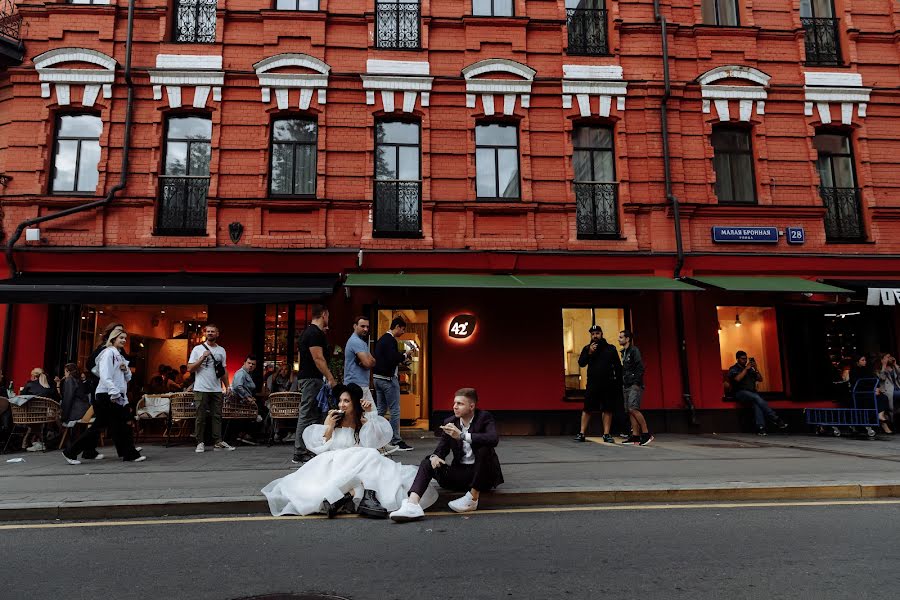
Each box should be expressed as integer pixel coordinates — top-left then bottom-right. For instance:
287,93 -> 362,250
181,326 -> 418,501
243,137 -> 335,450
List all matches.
270,118 -> 317,197
711,127 -> 756,204
51,114 -> 102,194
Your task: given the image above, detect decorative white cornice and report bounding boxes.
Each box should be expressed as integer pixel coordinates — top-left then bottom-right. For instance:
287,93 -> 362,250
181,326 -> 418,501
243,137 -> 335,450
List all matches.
253,53 -> 331,110
803,71 -> 871,125
360,60 -> 433,113
149,54 -> 224,109
33,48 -> 117,107
463,59 -> 535,116
561,64 -> 627,117
698,66 -> 770,122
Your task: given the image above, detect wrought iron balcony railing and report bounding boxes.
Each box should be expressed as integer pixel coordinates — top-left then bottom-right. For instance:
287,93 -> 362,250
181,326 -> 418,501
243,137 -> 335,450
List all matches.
566,8 -> 609,56
820,186 -> 864,242
375,2 -> 420,49
0,0 -> 22,42
174,0 -> 217,44
802,17 -> 841,65
575,182 -> 619,238
373,180 -> 422,237
156,176 -> 210,235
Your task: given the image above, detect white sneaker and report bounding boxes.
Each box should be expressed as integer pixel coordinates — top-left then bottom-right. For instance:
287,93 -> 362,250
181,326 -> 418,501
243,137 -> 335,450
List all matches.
195,442 -> 205,453
134,447 -> 142,453
389,499 -> 425,522
131,456 -> 147,463
380,444 -> 399,456
448,492 -> 479,513
85,454 -> 105,461
213,441 -> 235,451
64,455 -> 81,465
26,441 -> 45,452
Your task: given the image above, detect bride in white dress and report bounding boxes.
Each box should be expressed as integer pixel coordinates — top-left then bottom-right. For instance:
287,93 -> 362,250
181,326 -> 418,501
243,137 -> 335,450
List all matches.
262,383 -> 437,517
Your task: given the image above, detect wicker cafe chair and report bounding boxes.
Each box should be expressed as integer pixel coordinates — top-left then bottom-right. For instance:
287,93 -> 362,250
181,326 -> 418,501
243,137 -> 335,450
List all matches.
166,392 -> 196,447
135,394 -> 172,442
266,391 -> 301,446
2,396 -> 61,454
221,392 -> 260,440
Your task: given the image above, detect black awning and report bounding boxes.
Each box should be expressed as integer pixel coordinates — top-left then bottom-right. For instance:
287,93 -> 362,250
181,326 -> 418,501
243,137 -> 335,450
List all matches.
0,273 -> 338,304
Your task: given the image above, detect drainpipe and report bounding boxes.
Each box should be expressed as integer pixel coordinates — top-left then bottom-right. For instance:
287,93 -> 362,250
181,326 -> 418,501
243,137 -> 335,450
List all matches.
4,0 -> 137,277
653,0 -> 698,425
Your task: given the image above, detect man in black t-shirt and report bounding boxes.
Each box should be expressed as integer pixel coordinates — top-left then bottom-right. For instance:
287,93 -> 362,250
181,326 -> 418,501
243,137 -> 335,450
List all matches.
574,325 -> 622,444
292,305 -> 337,464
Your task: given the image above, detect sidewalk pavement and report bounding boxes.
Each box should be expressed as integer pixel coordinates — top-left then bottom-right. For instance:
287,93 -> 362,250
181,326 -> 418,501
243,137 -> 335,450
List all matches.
3,431 -> 900,521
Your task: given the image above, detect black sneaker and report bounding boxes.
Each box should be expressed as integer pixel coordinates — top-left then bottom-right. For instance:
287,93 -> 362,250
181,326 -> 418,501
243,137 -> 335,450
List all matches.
625,435 -> 641,444
574,433 -> 586,442
396,441 -> 414,451
323,492 -> 354,519
775,418 -> 788,431
639,434 -> 654,446
291,452 -> 314,465
757,427 -> 768,436
602,434 -> 615,444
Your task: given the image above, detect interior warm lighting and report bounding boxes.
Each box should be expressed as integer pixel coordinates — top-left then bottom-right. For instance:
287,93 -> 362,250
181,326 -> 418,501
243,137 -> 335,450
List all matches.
734,312 -> 742,327
160,310 -> 166,314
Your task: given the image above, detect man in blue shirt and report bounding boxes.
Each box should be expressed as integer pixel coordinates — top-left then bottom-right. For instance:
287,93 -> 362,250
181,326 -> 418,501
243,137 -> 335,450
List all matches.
344,316 -> 376,405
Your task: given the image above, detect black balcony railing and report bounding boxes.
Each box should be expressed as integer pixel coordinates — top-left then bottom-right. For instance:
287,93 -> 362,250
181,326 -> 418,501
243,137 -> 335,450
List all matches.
802,17 -> 841,65
373,180 -> 422,237
575,182 -> 619,238
0,0 -> 23,66
156,176 -> 210,235
566,8 -> 609,56
375,2 -> 420,49
174,0 -> 217,44
820,186 -> 864,242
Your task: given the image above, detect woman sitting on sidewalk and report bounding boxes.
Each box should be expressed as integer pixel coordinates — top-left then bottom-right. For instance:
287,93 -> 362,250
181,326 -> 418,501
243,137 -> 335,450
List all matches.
262,383 -> 436,518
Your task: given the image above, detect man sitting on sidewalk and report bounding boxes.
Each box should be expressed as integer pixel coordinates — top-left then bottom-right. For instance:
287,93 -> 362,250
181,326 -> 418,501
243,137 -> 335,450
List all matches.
728,350 -> 788,436
389,388 -> 503,522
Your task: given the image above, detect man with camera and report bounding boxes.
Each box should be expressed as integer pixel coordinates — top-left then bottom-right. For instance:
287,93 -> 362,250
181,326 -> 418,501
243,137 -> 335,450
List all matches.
188,324 -> 235,452
728,350 -> 788,436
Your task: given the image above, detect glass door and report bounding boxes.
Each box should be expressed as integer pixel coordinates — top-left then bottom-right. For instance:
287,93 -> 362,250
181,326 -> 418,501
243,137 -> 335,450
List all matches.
377,308 -> 429,425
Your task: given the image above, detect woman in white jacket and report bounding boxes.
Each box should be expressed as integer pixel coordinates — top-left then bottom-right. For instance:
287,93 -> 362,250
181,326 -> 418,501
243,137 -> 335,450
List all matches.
64,326 -> 146,464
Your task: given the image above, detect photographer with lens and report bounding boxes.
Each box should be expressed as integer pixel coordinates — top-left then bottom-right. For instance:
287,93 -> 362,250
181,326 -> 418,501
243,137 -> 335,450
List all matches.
728,350 -> 788,436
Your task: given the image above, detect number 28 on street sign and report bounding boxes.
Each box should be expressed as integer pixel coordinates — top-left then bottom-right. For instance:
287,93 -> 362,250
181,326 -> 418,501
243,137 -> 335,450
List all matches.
786,227 -> 805,245
448,314 -> 477,340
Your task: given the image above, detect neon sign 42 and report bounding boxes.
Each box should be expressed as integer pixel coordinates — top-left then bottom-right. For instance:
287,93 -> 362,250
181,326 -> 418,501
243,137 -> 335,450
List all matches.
448,314 -> 476,339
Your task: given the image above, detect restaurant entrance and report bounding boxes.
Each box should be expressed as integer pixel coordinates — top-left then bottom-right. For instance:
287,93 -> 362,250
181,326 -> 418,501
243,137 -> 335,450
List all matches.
376,308 -> 429,427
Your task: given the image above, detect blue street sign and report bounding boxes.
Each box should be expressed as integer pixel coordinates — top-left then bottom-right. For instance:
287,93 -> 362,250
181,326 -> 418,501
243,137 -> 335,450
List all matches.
711,226 -> 779,243
786,227 -> 805,245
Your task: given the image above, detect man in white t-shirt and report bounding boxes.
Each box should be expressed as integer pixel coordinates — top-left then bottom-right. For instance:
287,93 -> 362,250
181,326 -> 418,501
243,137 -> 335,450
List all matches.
187,324 -> 234,453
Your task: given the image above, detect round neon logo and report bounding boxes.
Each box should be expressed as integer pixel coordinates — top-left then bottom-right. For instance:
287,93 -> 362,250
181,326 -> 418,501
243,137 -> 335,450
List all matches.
448,314 -> 477,339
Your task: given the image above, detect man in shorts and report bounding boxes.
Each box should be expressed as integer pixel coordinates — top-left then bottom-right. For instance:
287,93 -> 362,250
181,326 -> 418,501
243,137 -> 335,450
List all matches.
574,325 -> 622,444
619,330 -> 652,446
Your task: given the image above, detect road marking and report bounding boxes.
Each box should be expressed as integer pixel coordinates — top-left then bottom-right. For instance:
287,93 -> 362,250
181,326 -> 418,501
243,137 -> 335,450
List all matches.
3,499 -> 900,530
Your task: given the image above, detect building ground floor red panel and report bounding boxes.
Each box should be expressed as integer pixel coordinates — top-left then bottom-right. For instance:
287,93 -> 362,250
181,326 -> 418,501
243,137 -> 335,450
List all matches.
2,249 -> 899,434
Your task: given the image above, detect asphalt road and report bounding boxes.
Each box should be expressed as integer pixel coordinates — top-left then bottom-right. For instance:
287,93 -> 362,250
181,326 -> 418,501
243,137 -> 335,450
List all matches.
5,501 -> 899,600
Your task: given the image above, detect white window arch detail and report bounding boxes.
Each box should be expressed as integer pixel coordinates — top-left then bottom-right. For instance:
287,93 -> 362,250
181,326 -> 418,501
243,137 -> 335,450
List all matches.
361,60 -> 433,113
698,65 -> 771,122
149,54 -> 224,109
562,65 -> 627,117
803,72 -> 871,125
254,53 -> 331,110
462,58 -> 535,116
33,48 -> 118,107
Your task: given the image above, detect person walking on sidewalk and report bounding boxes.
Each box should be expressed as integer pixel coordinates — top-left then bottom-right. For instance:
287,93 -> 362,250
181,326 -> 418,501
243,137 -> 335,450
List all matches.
64,326 -> 145,464
188,324 -> 234,453
373,317 -> 415,452
617,330 -> 653,446
344,316 -> 376,405
292,305 -> 336,465
574,325 -> 621,444
728,350 -> 788,436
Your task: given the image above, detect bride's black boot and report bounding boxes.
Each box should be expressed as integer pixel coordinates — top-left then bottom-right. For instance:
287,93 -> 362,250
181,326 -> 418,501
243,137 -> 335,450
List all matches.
323,492 -> 354,518
357,489 -> 389,519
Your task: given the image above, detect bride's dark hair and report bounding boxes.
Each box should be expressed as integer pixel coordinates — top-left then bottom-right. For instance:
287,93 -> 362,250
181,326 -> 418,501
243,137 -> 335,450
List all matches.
332,383 -> 365,443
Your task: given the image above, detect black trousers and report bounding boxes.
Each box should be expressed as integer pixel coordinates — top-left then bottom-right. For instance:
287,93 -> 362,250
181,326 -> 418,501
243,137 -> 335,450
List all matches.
409,446 -> 495,497
66,393 -> 140,461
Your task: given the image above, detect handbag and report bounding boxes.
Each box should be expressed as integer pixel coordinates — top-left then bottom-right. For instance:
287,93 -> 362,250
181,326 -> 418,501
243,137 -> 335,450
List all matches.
203,344 -> 226,379
315,382 -> 334,414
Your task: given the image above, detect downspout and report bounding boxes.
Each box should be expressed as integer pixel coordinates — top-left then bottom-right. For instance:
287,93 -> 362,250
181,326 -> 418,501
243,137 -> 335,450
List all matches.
4,0 -> 137,277
653,0 -> 698,425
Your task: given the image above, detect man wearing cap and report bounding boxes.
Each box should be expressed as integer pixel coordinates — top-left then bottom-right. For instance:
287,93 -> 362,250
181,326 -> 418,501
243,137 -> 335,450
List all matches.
575,325 -> 622,444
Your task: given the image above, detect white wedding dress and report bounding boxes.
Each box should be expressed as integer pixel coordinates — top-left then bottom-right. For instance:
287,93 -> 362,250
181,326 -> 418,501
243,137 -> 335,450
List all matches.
262,409 -> 437,516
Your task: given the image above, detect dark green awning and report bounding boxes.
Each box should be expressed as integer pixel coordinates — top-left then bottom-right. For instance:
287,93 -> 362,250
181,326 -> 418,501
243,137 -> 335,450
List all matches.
691,276 -> 851,294
344,273 -> 701,291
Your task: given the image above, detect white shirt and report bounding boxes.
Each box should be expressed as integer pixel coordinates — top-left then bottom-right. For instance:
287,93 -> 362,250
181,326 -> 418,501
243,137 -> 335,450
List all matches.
95,347 -> 131,404
460,417 -> 475,465
189,343 -> 227,392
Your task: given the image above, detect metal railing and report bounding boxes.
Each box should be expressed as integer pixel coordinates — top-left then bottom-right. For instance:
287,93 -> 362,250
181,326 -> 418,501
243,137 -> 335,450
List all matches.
174,0 -> 217,44
802,17 -> 841,65
373,180 -> 422,237
575,182 -> 619,238
0,0 -> 23,43
375,2 -> 420,49
566,8 -> 609,56
156,176 -> 210,235
820,186 -> 863,242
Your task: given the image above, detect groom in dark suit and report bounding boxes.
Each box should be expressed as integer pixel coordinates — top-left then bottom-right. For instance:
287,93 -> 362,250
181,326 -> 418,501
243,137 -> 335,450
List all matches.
390,387 -> 503,521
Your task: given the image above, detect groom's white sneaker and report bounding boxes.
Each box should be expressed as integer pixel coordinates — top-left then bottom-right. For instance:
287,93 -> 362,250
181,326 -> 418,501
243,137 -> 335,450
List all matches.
389,499 -> 424,522
448,492 -> 479,513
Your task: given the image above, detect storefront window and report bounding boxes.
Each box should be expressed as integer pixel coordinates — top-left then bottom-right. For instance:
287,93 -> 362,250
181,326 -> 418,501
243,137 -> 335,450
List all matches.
562,307 -> 625,391
264,304 -> 291,371
717,306 -> 784,393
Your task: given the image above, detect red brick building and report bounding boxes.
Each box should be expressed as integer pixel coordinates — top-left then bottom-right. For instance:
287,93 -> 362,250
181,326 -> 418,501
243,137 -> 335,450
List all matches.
1,0 -> 899,432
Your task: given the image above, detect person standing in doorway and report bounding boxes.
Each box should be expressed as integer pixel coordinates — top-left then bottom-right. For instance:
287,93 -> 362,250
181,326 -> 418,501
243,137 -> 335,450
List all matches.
618,330 -> 652,446
574,325 -> 622,444
344,316 -> 376,405
292,305 -> 336,465
374,317 -> 415,452
728,351 -> 788,436
188,324 -> 234,453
